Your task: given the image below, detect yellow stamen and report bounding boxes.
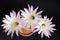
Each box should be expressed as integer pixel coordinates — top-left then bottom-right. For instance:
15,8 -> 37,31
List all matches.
28,15 -> 35,22
41,23 -> 46,29
12,21 -> 19,28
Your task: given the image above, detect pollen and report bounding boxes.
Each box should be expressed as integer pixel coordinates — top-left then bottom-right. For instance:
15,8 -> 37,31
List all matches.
29,15 -> 35,21
12,21 -> 19,28
41,23 -> 46,29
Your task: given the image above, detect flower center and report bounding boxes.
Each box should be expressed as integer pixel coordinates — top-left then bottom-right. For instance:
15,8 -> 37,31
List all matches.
12,21 -> 19,28
29,15 -> 35,21
41,23 -> 46,29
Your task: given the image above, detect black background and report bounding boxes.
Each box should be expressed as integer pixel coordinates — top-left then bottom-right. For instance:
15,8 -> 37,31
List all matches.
0,0 -> 60,40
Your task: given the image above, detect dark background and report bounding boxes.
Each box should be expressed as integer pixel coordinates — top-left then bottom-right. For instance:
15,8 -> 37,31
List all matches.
0,0 -> 60,40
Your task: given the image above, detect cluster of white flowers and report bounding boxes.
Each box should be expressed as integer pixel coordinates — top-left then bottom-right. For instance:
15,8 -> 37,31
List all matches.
1,4 -> 56,38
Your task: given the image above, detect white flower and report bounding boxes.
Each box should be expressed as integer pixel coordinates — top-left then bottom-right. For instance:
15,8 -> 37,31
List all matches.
21,5 -> 43,29
34,16 -> 56,38
1,11 -> 26,38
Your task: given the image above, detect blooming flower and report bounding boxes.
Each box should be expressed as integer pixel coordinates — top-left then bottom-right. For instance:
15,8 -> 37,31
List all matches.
1,11 -> 26,38
34,16 -> 56,38
21,5 -> 43,29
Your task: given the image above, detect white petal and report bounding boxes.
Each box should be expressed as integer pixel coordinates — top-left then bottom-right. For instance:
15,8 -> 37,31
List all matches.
1,24 -> 6,26
4,29 -> 8,32
50,28 -> 56,30
7,30 -> 12,36
33,27 -> 39,33
30,5 -> 33,12
11,30 -> 14,38
44,30 -> 49,38
3,25 -> 11,30
5,15 -> 11,21
50,24 -> 55,27
2,20 -> 10,24
20,10 -> 26,14
26,23 -> 31,29
10,12 -> 14,18
44,16 -> 47,21
28,4 -> 30,11
47,21 -> 52,25
49,29 -> 54,33
41,32 -> 43,38
36,14 -> 41,18
24,8 -> 29,14
12,10 -> 16,17
3,18 -> 6,20
16,30 -> 19,36
3,25 -> 8,29
34,7 -> 39,13
38,30 -> 41,34
37,10 -> 43,15
17,11 -> 20,19
20,20 -> 27,26
31,23 -> 36,28
21,10 -> 28,18
49,17 -> 53,22
47,30 -> 51,36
